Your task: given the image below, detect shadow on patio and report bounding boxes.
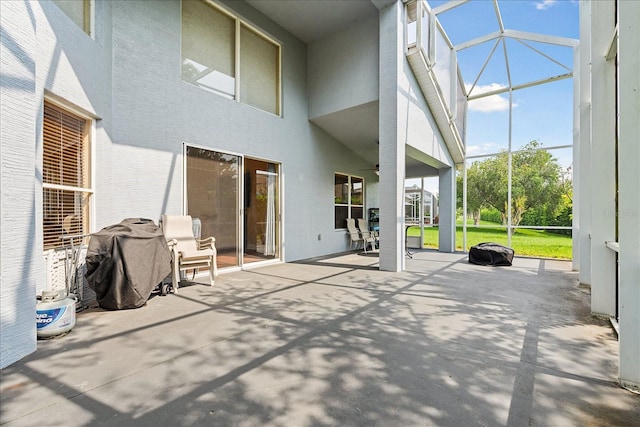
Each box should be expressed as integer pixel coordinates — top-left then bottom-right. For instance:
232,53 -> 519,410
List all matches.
1,251 -> 638,426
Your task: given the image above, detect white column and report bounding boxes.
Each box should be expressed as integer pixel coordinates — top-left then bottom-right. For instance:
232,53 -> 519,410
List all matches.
438,167 -> 456,253
572,44 -> 581,272
577,1 -> 592,286
378,0 -> 405,272
0,1 -> 38,368
420,178 -> 424,248
589,0 -> 617,316
617,0 -> 640,392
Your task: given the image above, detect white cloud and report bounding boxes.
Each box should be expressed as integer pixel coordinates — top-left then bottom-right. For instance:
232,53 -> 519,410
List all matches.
466,83 -> 516,113
466,142 -> 503,157
534,0 -> 557,10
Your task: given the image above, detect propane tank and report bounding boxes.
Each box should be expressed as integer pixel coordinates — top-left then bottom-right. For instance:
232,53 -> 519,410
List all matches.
36,291 -> 76,339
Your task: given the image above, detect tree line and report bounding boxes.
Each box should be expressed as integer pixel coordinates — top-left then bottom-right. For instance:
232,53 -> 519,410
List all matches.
457,140 -> 572,234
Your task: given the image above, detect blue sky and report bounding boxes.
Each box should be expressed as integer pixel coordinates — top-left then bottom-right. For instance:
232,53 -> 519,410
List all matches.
410,0 -> 579,193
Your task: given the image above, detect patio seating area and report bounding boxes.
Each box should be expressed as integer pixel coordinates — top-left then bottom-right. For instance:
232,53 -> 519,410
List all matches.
1,251 -> 637,426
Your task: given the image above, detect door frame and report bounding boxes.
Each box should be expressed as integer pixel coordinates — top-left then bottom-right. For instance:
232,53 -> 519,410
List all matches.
182,143 -> 283,272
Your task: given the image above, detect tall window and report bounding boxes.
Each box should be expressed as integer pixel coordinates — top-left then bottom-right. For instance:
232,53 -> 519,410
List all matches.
334,174 -> 364,229
42,101 -> 92,250
52,0 -> 91,35
181,0 -> 281,115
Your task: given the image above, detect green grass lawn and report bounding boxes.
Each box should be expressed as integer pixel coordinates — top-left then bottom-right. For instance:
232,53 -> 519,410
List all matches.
407,220 -> 572,259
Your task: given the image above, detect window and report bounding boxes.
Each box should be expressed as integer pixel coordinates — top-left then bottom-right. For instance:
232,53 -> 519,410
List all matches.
334,174 -> 364,229
52,0 -> 91,35
181,0 -> 236,98
181,0 -> 281,115
42,101 -> 92,250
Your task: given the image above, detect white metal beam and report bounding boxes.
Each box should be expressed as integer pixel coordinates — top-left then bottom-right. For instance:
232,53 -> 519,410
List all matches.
503,29 -> 579,47
466,144 -> 573,160
502,37 -> 512,90
578,0 -> 591,287
455,30 -> 501,51
467,72 -> 573,100
431,0 -> 469,15
492,0 -> 505,34
515,38 -> 572,72
467,38 -> 501,98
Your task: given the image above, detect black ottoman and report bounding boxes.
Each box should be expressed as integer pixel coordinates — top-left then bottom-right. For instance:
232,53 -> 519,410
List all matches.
469,242 -> 515,266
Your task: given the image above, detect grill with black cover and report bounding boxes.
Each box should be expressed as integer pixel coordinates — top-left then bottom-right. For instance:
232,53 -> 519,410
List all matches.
85,218 -> 171,309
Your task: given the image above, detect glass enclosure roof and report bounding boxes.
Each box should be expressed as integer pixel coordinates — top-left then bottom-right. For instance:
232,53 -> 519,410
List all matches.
428,0 -> 578,100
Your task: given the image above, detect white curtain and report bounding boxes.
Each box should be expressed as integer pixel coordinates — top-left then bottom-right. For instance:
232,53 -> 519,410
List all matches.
264,173 -> 276,256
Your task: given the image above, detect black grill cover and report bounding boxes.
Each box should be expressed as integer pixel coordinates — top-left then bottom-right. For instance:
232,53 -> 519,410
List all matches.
469,242 -> 514,266
85,218 -> 171,309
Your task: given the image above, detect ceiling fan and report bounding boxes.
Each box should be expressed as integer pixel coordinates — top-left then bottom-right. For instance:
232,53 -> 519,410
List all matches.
359,164 -> 379,175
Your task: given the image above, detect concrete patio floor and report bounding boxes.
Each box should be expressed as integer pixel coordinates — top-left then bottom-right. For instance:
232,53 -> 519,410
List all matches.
1,251 -> 638,426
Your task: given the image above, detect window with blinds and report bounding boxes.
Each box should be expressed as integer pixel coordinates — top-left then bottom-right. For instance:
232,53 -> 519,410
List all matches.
42,101 -> 91,250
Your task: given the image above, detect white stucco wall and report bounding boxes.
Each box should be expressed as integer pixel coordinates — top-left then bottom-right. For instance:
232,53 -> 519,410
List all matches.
307,6 -> 451,170
1,0 -> 114,369
588,0 -> 617,316
104,0 -> 373,260
308,14 -> 379,120
0,0 -> 378,367
1,0 -> 38,369
400,56 -> 453,169
616,0 -> 640,392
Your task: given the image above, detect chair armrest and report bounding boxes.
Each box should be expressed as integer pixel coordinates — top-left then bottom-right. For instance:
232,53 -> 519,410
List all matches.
197,236 -> 216,250
167,238 -> 178,247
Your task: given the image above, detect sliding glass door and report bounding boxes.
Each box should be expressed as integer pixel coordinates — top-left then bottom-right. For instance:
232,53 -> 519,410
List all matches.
186,147 -> 240,268
244,158 -> 279,264
186,147 -> 280,269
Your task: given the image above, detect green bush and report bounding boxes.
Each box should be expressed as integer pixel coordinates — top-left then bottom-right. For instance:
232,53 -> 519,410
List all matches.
480,208 -> 502,224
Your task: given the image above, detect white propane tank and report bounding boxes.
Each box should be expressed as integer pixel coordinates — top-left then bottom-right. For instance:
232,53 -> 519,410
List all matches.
36,291 -> 76,339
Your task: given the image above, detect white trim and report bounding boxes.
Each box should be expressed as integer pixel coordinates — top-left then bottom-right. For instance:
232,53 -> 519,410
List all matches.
256,170 -> 278,177
43,91 -> 99,119
605,24 -> 618,61
89,0 -> 95,39
235,17 -> 241,102
89,119 -> 96,233
42,183 -> 92,193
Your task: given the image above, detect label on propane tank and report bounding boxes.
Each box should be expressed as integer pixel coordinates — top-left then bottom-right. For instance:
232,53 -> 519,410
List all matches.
36,307 -> 71,329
